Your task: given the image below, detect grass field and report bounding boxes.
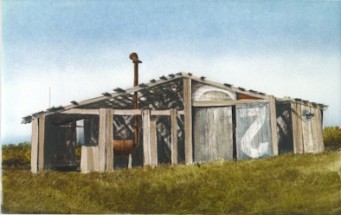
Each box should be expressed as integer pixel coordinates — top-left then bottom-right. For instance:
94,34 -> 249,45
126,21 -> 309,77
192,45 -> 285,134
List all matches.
2,151 -> 341,214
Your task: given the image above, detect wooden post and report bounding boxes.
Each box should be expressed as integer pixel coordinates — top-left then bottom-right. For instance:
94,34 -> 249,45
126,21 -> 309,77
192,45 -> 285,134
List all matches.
269,96 -> 278,156
295,103 -> 304,153
128,154 -> 133,169
316,108 -> 324,152
38,114 -> 45,171
106,109 -> 114,171
142,109 -> 151,166
31,117 -> 39,173
183,78 -> 193,164
98,109 -> 106,172
291,102 -> 298,154
81,146 -> 99,173
98,108 -> 114,172
170,109 -> 178,164
150,117 -> 158,167
311,107 -> 319,153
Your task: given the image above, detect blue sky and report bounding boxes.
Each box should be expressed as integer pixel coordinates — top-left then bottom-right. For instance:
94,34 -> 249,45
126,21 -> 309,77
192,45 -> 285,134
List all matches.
1,0 -> 341,144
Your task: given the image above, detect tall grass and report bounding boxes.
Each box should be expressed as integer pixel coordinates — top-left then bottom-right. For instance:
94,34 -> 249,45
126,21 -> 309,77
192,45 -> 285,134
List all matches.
324,126 -> 341,151
2,152 -> 341,214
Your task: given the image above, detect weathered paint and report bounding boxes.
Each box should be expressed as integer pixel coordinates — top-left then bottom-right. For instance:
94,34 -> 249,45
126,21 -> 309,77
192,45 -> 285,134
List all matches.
301,104 -> 315,153
192,81 -> 236,101
193,107 -> 234,162
31,117 -> 39,173
236,103 -> 273,159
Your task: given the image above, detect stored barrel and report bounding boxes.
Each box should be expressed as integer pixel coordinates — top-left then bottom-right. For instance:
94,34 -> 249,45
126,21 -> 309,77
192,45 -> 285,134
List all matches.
113,140 -> 134,156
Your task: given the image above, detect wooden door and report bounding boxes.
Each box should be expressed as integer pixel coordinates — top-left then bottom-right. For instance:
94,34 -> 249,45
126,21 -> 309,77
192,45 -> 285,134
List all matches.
236,103 -> 273,159
193,107 -> 234,162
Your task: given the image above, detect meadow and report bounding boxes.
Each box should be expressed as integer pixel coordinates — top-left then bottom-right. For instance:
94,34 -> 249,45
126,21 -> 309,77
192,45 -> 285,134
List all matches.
2,151 -> 341,214
2,126 -> 341,214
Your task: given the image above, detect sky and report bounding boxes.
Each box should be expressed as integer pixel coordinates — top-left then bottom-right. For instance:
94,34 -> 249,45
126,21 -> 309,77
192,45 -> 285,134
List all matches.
1,0 -> 341,144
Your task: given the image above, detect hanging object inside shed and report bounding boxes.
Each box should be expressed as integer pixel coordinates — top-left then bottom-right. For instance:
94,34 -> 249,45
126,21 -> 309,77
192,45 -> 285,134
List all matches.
113,53 -> 142,156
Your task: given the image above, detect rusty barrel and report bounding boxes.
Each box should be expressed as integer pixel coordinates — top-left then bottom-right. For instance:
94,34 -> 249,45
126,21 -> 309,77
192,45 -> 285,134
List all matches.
113,140 -> 134,156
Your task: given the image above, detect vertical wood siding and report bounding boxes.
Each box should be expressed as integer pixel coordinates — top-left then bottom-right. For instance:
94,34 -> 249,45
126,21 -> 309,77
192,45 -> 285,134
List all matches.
301,104 -> 315,153
193,107 -> 234,162
31,117 -> 39,173
236,103 -> 273,159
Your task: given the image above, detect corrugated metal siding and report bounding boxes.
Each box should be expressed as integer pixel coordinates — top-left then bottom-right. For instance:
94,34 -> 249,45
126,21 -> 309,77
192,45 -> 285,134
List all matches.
236,103 -> 273,159
193,107 -> 234,162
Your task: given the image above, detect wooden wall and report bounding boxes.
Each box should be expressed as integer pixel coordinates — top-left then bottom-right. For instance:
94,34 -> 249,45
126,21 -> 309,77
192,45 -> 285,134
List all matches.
236,103 -> 273,159
291,102 -> 324,153
192,81 -> 235,163
31,79 -> 325,173
193,107 -> 234,162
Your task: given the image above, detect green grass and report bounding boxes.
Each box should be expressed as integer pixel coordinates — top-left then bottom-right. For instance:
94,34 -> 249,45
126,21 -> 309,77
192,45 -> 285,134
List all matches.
2,151 -> 341,214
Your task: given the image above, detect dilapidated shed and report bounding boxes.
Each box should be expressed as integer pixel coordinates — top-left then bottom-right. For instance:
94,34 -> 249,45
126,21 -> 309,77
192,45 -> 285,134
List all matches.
23,71 -> 326,173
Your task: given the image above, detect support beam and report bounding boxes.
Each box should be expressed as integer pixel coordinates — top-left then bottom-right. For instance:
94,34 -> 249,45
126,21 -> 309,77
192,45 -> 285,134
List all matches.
142,109 -> 152,166
183,78 -> 193,164
98,108 -> 113,172
192,99 -> 268,107
38,114 -> 45,171
291,102 -> 298,154
31,117 -> 39,173
150,117 -> 158,167
170,109 -> 178,164
106,109 -> 114,171
269,96 -> 278,156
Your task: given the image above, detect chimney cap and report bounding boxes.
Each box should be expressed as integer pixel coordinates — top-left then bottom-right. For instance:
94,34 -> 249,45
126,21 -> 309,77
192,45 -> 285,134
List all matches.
129,52 -> 142,63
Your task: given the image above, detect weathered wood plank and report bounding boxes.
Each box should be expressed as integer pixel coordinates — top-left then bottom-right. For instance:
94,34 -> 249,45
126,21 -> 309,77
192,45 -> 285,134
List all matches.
291,102 -> 298,154
193,107 -> 234,162
183,78 -> 193,164
62,108 -> 184,117
142,109 -> 151,165
269,96 -> 279,156
170,109 -> 178,164
311,107 -> 319,153
106,109 -> 114,171
150,117 -> 158,166
311,107 -> 324,153
151,110 -> 171,116
192,99 -> 268,107
62,108 -> 100,115
98,109 -> 107,172
113,109 -> 141,116
301,105 -> 314,153
236,103 -> 273,160
295,103 -> 304,153
81,146 -> 99,173
31,117 -> 39,173
315,108 -> 324,152
38,114 -> 45,171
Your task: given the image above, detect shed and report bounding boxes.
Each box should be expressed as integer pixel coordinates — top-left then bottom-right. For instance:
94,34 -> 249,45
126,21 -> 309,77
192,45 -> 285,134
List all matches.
22,73 -> 327,173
